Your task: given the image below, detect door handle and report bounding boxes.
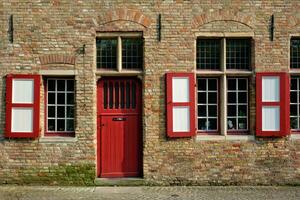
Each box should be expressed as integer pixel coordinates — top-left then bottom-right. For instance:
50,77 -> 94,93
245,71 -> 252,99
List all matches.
112,117 -> 127,121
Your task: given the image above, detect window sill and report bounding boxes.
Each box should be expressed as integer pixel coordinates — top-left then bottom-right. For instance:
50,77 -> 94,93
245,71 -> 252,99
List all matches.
95,69 -> 143,76
39,136 -> 77,143
290,134 -> 300,140
196,135 -> 255,141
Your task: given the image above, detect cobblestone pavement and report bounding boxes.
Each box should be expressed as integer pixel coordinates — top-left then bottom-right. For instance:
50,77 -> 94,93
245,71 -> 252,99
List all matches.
0,186 -> 299,200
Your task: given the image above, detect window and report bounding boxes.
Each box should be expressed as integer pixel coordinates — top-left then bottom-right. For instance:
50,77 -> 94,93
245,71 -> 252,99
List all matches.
227,78 -> 248,132
96,34 -> 143,70
45,78 -> 75,136
197,78 -> 218,132
291,38 -> 300,69
290,77 -> 300,131
196,37 -> 252,135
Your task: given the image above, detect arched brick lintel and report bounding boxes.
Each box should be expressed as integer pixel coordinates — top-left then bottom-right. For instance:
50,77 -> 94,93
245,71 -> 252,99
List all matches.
192,9 -> 254,30
96,8 -> 152,28
39,54 -> 76,65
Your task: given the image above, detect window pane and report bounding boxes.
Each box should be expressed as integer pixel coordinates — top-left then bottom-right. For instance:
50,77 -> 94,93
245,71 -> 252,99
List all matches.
290,105 -> 298,116
208,92 -> 217,103
197,79 -> 206,91
48,93 -> 55,104
198,119 -> 207,130
226,39 -> 251,70
208,79 -> 217,91
228,105 -> 236,116
67,120 -> 74,131
291,91 -> 297,103
67,80 -> 74,91
291,78 -> 297,90
238,105 -> 247,117
228,79 -> 236,90
238,92 -> 247,103
238,79 -> 247,90
207,118 -> 217,130
48,106 -> 55,118
238,118 -> 247,130
198,92 -> 206,104
57,93 -> 65,104
290,117 -> 298,129
48,119 -> 55,131
208,105 -> 217,117
67,93 -> 74,104
228,92 -> 236,103
96,38 -> 117,69
57,119 -> 65,131
57,80 -> 65,91
57,106 -> 65,118
67,106 -> 74,118
196,39 -> 221,70
198,105 -> 206,117
227,118 -> 236,130
290,38 -> 300,68
122,38 -> 143,69
48,80 -> 55,91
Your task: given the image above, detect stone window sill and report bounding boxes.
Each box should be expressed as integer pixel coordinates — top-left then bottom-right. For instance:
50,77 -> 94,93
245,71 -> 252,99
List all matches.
196,135 -> 255,141
39,136 -> 77,143
290,134 -> 300,140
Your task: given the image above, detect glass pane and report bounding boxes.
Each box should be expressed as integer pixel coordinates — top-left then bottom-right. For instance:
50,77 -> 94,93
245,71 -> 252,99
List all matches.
207,118 -> 217,130
67,119 -> 74,131
208,92 -> 217,103
208,105 -> 217,117
48,119 -> 55,131
57,93 -> 65,104
198,92 -> 206,104
228,79 -> 236,90
228,92 -> 236,103
226,39 -> 251,70
198,105 -> 206,117
228,105 -> 236,116
11,108 -> 33,132
238,105 -> 247,116
57,119 -> 65,131
67,106 -> 74,118
262,106 -> 280,131
67,93 -> 74,104
57,106 -> 65,118
290,117 -> 298,129
48,93 -> 55,104
198,119 -> 207,130
262,76 -> 279,102
238,79 -> 247,90
196,39 -> 221,70
67,80 -> 74,91
57,80 -> 65,91
208,79 -> 217,91
290,105 -> 298,116
172,77 -> 189,102
291,78 -> 297,90
126,81 -> 131,109
48,80 -> 55,91
12,79 -> 34,103
291,91 -> 297,103
173,106 -> 190,132
238,92 -> 247,103
198,79 -> 206,91
122,38 -> 143,69
96,39 -> 117,69
227,118 -> 236,130
48,106 -> 55,118
290,38 -> 300,68
238,118 -> 247,130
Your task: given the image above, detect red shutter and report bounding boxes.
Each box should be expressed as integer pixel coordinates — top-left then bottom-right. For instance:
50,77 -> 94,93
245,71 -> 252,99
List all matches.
5,74 -> 40,138
166,73 -> 196,137
256,72 -> 290,137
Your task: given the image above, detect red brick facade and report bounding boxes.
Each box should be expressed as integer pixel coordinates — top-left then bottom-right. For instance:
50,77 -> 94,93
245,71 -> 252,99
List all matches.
0,0 -> 300,185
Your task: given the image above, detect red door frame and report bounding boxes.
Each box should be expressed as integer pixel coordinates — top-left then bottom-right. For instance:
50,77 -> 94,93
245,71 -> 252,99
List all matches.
96,77 -> 143,177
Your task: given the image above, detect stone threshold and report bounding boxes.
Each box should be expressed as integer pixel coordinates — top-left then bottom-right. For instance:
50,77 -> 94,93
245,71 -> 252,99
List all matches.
94,177 -> 145,186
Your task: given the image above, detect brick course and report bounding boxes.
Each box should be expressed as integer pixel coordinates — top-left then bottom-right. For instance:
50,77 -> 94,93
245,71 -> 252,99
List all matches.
0,0 -> 299,185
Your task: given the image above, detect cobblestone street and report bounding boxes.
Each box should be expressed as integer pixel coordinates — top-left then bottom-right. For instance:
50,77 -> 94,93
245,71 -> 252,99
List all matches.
0,186 -> 299,200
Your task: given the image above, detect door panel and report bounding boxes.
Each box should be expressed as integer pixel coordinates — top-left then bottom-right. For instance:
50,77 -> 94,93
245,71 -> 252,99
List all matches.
97,78 -> 142,178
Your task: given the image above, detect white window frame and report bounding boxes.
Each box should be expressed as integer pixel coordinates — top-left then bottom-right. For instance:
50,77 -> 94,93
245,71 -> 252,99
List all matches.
46,78 -> 75,133
195,36 -> 253,136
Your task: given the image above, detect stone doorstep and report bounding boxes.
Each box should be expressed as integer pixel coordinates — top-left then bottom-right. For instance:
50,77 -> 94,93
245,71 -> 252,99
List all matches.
94,178 -> 145,186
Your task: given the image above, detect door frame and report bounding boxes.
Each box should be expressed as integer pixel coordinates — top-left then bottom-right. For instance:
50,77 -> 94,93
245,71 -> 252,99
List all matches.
96,77 -> 143,178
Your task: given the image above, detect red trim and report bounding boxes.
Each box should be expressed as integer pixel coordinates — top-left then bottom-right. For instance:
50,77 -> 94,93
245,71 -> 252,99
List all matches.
5,74 -> 40,138
43,78 -> 75,137
256,72 -> 290,137
166,73 -> 196,138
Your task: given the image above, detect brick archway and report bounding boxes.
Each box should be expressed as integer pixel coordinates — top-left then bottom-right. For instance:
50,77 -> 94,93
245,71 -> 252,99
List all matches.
96,8 -> 152,28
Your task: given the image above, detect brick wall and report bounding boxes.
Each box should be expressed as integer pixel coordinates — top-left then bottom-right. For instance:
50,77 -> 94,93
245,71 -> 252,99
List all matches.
0,0 -> 299,185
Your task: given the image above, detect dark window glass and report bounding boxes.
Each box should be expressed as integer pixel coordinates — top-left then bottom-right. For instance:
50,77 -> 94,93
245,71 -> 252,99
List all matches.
291,38 -> 300,68
122,38 -> 143,69
226,39 -> 251,70
290,77 -> 300,130
96,39 -> 117,69
197,39 -> 221,70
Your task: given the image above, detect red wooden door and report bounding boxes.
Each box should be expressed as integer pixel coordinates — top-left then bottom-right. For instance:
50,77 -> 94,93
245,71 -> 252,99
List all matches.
97,78 -> 142,178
